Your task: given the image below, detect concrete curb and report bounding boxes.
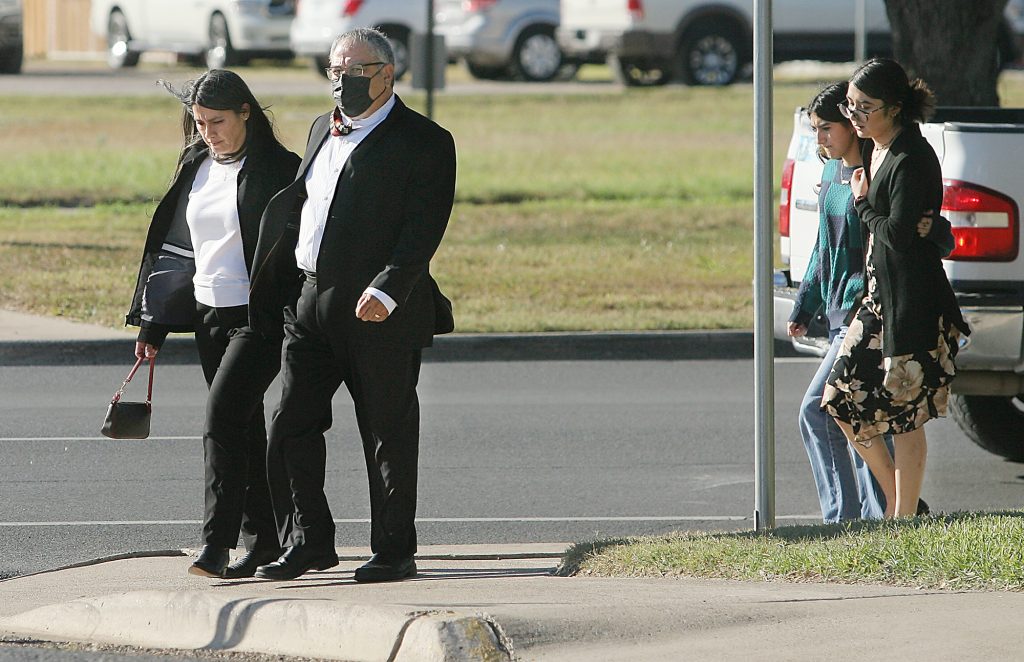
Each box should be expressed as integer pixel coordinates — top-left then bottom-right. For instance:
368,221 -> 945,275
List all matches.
0,591 -> 514,662
0,331 -> 802,366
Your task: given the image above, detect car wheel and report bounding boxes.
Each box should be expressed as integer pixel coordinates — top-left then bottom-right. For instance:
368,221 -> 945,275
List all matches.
677,22 -> 741,86
949,393 -> 1024,462
510,26 -> 562,82
107,10 -> 140,69
0,45 -> 22,74
205,13 -> 237,69
466,61 -> 508,80
610,54 -> 669,87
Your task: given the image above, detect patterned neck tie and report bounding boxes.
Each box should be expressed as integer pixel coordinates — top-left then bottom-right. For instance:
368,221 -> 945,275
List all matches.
330,108 -> 355,137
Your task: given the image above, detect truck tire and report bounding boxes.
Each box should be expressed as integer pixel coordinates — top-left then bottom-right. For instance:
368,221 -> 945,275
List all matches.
677,21 -> 742,86
949,393 -> 1024,462
378,25 -> 409,81
0,45 -> 22,74
466,61 -> 508,80
206,13 -> 237,69
610,54 -> 670,87
107,10 -> 140,69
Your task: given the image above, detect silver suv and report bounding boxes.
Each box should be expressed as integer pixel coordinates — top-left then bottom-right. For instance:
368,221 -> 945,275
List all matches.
0,0 -> 21,74
435,0 -> 571,82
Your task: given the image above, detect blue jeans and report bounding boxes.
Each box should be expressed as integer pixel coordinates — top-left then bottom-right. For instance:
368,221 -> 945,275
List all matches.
799,327 -> 892,522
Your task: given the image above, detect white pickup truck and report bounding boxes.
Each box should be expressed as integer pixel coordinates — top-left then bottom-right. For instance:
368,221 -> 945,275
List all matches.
774,107 -> 1024,461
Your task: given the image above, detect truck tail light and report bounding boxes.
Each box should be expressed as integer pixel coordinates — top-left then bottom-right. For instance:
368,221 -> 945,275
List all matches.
342,0 -> 364,16
778,158 -> 794,238
463,0 -> 498,11
942,179 -> 1019,261
628,0 -> 644,21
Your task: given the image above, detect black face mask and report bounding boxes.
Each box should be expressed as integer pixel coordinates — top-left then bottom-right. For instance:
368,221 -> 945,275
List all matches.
332,68 -> 385,118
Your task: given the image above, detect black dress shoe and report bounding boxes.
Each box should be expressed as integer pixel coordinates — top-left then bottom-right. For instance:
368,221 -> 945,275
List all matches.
223,547 -> 285,580
254,544 -> 338,581
188,545 -> 229,578
917,498 -> 930,516
353,553 -> 416,583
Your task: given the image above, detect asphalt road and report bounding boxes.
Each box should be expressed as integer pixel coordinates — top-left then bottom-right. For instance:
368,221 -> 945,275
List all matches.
2,358 -> 1023,578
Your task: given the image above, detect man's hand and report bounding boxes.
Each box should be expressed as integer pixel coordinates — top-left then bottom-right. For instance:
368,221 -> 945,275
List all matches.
135,341 -> 158,359
787,322 -> 806,338
355,292 -> 390,322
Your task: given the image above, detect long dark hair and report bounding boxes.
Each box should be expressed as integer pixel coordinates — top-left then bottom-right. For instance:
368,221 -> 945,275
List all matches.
849,57 -> 936,126
807,81 -> 858,162
159,69 -> 284,175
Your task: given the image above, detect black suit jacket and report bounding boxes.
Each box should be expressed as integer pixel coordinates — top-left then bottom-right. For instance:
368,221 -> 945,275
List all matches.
855,124 -> 968,355
249,96 -> 456,348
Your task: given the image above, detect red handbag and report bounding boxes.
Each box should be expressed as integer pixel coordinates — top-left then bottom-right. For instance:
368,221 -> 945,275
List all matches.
100,356 -> 155,439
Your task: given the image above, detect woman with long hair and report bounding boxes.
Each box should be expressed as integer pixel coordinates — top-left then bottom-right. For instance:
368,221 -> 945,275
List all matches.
823,58 -> 969,517
125,70 -> 300,576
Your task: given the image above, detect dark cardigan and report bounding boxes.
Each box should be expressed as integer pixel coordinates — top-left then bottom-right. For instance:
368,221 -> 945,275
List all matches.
125,138 -> 300,346
854,124 -> 969,356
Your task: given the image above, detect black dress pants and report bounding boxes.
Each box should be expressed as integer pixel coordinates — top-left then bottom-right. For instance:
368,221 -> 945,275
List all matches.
267,278 -> 422,558
194,302 -> 282,551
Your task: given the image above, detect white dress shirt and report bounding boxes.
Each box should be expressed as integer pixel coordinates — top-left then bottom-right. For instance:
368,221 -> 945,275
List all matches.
186,156 -> 250,308
295,94 -> 398,313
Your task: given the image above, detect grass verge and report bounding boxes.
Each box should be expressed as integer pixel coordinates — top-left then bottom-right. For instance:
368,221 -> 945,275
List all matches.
557,511 -> 1024,591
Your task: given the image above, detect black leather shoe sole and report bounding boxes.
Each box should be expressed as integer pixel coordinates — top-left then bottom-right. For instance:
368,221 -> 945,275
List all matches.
254,553 -> 339,581
354,559 -> 417,583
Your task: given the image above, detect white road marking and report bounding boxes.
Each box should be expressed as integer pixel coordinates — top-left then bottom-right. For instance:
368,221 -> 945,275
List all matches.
0,436 -> 200,442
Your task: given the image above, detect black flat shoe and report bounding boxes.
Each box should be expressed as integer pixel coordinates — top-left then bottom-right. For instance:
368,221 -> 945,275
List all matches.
188,545 -> 229,578
917,498 -> 930,516
353,553 -> 416,583
254,544 -> 338,581
223,547 -> 285,580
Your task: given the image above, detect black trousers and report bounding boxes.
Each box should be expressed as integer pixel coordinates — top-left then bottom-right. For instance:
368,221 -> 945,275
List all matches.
267,278 -> 422,558
194,302 -> 282,551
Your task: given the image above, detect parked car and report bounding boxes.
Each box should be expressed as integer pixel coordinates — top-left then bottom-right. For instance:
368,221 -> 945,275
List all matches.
89,0 -> 295,70
775,106 -> 1024,461
435,0 -> 573,82
558,0 -> 1022,87
0,0 -> 22,74
290,0 -> 424,80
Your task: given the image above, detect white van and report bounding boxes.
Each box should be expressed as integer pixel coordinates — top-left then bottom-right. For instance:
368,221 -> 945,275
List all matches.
289,0 -> 426,80
89,0 -> 295,70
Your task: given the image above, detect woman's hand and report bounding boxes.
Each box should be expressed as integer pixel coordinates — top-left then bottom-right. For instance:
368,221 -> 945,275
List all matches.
787,322 -> 806,338
135,341 -> 158,359
850,167 -> 868,200
917,209 -> 934,237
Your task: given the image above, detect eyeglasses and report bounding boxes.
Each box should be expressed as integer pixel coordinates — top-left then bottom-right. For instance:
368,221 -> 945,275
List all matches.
324,62 -> 385,81
837,102 -> 888,123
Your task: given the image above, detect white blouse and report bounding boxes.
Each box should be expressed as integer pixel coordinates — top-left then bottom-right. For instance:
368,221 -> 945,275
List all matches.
186,156 -> 250,308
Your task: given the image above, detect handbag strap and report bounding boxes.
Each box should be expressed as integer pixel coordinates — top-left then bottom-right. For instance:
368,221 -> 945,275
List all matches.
111,356 -> 156,405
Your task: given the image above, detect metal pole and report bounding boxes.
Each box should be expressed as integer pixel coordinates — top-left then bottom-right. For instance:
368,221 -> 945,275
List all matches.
854,0 -> 867,64
752,0 -> 775,532
425,0 -> 435,120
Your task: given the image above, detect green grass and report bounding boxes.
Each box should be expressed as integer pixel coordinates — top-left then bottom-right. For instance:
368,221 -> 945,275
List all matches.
557,511 -> 1024,591
4,72 -> 1024,330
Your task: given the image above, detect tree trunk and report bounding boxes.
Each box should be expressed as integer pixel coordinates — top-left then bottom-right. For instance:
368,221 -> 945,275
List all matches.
884,0 -> 1009,106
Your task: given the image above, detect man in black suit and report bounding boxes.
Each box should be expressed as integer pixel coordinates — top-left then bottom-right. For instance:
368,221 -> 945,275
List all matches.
247,27 -> 456,582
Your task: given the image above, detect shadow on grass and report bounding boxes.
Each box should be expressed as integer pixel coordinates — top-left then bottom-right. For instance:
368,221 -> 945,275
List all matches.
0,240 -> 124,252
556,510 -> 1024,577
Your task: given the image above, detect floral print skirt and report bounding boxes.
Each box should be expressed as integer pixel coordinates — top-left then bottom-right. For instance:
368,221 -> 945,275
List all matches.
822,294 -> 961,446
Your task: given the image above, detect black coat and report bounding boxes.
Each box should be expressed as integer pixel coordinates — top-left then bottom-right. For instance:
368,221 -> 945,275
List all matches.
248,96 -> 456,348
855,124 -> 969,356
126,138 -> 300,345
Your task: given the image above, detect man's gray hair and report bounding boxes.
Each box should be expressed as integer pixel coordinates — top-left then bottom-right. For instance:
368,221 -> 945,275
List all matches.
330,27 -> 395,66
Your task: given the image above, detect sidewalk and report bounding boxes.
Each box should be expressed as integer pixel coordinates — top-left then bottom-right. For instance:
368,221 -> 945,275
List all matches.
2,544 -> 1023,661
